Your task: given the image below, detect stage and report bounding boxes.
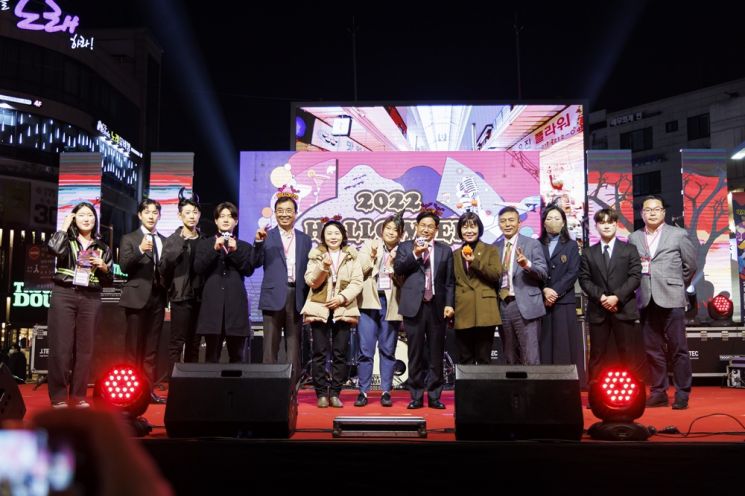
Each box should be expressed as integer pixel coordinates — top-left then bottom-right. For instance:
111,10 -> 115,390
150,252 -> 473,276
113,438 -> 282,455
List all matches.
17,383 -> 745,491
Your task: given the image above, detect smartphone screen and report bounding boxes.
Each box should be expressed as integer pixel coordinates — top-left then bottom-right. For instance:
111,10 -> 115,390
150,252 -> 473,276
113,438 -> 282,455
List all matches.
0,429 -> 74,495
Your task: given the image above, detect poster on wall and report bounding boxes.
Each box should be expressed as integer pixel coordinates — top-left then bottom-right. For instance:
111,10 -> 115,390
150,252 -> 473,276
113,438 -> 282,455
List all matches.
681,149 -> 731,320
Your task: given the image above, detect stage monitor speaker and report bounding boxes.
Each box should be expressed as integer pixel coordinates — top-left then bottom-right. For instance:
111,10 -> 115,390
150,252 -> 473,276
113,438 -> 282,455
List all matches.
0,363 -> 26,421
164,363 -> 296,438
455,364 -> 583,441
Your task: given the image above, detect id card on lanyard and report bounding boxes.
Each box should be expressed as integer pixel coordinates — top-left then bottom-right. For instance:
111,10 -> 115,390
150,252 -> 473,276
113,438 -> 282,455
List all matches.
641,228 -> 661,276
378,251 -> 392,290
73,242 -> 96,287
282,233 -> 295,280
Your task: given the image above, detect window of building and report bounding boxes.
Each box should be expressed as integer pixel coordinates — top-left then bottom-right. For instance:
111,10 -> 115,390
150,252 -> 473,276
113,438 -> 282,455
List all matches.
665,120 -> 678,133
633,171 -> 661,196
687,113 -> 710,140
620,127 -> 653,152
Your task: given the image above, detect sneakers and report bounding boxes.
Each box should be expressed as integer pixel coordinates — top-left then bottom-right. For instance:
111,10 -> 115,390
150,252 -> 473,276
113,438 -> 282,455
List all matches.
317,396 -> 329,408
354,393 -> 368,407
329,396 -> 343,408
51,401 -> 68,409
74,400 -> 91,409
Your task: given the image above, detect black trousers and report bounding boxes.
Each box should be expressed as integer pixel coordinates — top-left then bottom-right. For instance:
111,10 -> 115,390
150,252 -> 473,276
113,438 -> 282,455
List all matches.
203,334 -> 248,363
403,301 -> 445,402
310,318 -> 350,397
262,285 -> 302,386
124,287 -> 166,385
168,299 -> 201,376
588,314 -> 641,381
47,285 -> 101,403
455,326 -> 494,365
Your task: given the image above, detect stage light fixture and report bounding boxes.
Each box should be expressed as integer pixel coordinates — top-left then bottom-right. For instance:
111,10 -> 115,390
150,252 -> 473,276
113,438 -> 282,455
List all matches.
94,364 -> 152,436
707,293 -> 734,325
588,368 -> 648,441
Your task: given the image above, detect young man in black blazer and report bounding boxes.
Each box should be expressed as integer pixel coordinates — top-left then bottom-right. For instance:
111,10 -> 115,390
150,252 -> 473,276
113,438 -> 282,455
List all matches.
578,208 -> 642,382
119,199 -> 168,403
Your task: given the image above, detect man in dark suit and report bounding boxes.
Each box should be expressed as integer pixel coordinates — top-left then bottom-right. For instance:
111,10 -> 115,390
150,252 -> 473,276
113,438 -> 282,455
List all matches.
579,208 -> 642,381
629,195 -> 697,410
495,207 -> 548,365
119,199 -> 168,402
253,194 -> 311,386
394,208 -> 454,409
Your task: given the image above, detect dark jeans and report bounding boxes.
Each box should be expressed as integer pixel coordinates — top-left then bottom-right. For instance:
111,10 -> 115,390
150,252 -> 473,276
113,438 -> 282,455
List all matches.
168,300 -> 201,376
311,319 -> 350,397
47,285 -> 101,403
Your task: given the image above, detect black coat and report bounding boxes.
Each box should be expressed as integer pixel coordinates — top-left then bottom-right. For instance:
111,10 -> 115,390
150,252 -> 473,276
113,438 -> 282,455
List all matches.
161,227 -> 206,302
194,236 -> 255,336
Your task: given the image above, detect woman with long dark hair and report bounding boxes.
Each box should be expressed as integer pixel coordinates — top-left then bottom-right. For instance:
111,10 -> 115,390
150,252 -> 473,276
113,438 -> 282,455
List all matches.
301,218 -> 363,408
538,204 -> 586,387
47,202 -> 113,408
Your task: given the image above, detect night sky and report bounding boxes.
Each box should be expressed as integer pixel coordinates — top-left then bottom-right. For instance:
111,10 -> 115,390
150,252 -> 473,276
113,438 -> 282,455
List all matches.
73,1 -> 745,207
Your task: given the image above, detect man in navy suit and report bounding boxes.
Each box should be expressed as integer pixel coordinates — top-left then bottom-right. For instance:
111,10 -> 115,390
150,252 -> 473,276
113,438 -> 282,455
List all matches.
394,209 -> 454,409
119,199 -> 168,402
253,194 -> 311,385
495,206 -> 548,365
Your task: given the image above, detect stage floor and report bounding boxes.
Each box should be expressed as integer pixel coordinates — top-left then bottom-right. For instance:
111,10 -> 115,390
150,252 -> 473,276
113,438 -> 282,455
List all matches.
18,383 -> 745,443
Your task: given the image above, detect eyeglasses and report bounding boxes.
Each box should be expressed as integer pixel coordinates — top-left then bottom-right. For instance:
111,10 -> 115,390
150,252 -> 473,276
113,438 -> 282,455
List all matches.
642,207 -> 664,214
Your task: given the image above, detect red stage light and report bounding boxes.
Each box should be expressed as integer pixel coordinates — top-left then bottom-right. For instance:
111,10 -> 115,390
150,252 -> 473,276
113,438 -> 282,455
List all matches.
588,367 -> 648,441
95,364 -> 151,418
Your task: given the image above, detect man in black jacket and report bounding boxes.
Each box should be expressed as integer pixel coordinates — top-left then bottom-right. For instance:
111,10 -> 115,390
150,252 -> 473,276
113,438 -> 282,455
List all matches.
579,208 -> 642,381
119,199 -> 168,402
161,198 -> 205,374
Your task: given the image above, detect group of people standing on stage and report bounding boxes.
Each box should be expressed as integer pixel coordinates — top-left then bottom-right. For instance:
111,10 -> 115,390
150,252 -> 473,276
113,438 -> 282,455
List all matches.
45,191 -> 696,412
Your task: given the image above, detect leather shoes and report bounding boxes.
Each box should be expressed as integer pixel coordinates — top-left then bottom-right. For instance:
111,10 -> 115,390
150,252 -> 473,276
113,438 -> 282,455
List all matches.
354,393 -> 368,407
330,396 -> 343,408
380,392 -> 393,407
428,399 -> 446,409
317,396 -> 329,408
407,400 -> 423,409
672,398 -> 689,410
645,395 -> 669,408
150,391 -> 166,404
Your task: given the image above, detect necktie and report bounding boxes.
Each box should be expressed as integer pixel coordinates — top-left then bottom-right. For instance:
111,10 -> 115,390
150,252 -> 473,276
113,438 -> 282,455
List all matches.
499,242 -> 513,299
423,247 -> 433,301
151,234 -> 161,284
603,245 -> 610,268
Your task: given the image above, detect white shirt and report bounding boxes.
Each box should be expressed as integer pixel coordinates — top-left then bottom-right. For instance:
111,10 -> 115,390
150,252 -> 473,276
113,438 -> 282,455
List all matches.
600,237 -> 617,259
279,227 -> 296,283
139,225 -> 163,258
644,224 -> 664,258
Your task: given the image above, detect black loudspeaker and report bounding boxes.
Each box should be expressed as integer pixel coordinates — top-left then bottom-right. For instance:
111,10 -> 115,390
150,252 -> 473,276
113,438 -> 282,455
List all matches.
164,363 -> 296,438
454,364 -> 583,441
0,363 -> 26,421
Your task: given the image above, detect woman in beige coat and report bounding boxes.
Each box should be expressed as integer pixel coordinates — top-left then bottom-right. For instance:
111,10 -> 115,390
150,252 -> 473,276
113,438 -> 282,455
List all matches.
354,214 -> 404,407
301,219 -> 363,408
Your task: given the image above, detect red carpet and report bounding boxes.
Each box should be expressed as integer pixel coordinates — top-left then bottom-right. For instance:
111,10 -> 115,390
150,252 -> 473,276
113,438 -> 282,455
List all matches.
16,384 -> 745,443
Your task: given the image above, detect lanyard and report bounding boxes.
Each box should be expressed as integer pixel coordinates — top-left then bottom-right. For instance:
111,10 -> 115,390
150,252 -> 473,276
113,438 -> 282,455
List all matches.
281,232 -> 295,258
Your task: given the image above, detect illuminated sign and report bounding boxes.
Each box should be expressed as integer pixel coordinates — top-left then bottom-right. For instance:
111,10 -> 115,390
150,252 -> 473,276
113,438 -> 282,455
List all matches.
12,281 -> 51,308
14,0 -> 79,34
70,32 -> 94,51
96,120 -> 142,158
0,93 -> 42,107
1,1 -> 10,12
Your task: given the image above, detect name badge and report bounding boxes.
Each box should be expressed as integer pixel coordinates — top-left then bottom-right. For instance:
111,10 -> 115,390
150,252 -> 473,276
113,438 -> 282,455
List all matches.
378,272 -> 392,290
287,262 -> 295,279
502,272 -> 510,288
73,266 -> 91,287
640,257 -> 651,275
